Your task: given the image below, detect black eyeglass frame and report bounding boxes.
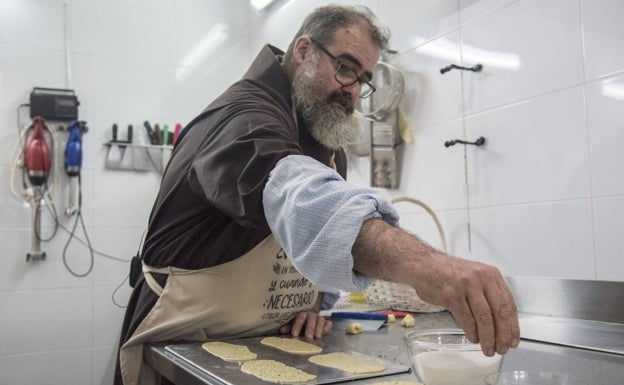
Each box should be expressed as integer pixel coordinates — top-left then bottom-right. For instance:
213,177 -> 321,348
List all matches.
310,38 -> 376,99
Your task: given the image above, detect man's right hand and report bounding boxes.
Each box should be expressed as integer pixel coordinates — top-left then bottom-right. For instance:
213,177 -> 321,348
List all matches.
409,252 -> 520,356
352,218 -> 520,356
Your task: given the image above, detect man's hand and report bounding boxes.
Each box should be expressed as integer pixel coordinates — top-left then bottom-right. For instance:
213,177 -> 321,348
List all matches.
352,218 -> 520,356
411,254 -> 520,356
279,293 -> 332,339
279,310 -> 332,339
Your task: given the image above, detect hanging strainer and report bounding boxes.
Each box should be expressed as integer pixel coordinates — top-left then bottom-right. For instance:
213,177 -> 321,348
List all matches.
356,61 -> 404,121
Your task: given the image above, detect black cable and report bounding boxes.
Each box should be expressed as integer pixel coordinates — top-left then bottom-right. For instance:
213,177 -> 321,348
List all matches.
111,275 -> 130,308
61,173 -> 94,277
47,204 -> 128,263
41,174 -> 129,268
43,177 -> 130,307
35,189 -> 60,242
111,228 -> 147,308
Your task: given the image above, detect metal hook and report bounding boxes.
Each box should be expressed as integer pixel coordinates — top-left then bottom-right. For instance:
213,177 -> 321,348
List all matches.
440,63 -> 483,74
444,137 -> 486,148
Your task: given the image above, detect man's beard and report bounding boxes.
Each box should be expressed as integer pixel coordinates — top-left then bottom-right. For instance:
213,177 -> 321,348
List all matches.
292,57 -> 356,150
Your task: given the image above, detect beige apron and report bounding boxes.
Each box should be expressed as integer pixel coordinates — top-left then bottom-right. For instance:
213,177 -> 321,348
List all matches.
120,235 -> 319,385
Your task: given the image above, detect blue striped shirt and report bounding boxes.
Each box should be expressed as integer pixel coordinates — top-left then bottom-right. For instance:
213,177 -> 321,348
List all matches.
263,155 -> 400,294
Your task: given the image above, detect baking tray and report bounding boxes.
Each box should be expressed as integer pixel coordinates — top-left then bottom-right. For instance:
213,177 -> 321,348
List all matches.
165,336 -> 409,385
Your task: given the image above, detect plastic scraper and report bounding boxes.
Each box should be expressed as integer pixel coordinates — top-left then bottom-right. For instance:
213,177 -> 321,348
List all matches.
330,312 -> 387,331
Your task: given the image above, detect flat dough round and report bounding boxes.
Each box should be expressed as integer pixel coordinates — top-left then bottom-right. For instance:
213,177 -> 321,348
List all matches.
308,352 -> 385,374
201,341 -> 257,361
260,336 -> 322,355
241,359 -> 316,383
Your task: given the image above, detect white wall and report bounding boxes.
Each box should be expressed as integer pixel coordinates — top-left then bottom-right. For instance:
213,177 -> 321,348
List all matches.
1,0 -> 623,384
252,0 -> 624,280
0,0 -> 250,384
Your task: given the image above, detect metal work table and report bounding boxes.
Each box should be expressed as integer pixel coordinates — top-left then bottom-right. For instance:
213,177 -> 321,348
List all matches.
144,310 -> 624,385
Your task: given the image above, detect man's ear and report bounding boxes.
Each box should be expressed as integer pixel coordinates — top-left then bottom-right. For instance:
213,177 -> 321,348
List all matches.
293,36 -> 312,64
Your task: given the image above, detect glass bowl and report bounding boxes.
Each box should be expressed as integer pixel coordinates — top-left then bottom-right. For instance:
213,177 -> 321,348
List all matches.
404,328 -> 503,385
484,370 -> 588,385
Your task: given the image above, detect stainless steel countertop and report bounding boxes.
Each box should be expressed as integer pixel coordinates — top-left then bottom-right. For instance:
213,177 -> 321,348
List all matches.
144,311 -> 624,385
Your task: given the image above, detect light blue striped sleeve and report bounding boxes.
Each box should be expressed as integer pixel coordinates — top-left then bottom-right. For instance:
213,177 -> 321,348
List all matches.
263,154 -> 400,293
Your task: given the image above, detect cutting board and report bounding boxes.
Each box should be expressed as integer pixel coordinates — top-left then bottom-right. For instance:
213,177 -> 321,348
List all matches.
165,336 -> 409,385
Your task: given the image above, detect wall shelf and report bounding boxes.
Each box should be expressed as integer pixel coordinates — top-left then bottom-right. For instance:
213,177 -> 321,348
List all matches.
103,141 -> 173,150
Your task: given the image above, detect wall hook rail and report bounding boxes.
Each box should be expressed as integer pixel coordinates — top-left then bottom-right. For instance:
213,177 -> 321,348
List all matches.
440,63 -> 483,74
444,136 -> 486,148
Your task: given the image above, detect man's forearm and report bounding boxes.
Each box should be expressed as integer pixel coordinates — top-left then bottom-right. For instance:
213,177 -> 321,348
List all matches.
351,217 -> 446,289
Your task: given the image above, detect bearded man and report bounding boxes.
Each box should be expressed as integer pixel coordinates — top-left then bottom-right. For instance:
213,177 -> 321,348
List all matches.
115,5 -> 519,385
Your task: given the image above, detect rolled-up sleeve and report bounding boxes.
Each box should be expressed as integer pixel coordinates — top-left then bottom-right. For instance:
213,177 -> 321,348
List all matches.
263,154 -> 400,293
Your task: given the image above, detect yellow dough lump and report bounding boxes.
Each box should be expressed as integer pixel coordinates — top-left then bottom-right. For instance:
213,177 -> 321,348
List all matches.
345,322 -> 363,335
401,314 -> 415,328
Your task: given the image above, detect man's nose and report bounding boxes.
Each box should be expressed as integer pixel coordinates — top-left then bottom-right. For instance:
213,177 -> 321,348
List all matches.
341,82 -> 360,104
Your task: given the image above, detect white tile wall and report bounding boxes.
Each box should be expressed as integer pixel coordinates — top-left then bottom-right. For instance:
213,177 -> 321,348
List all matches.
94,1 -> 176,64
1,45 -> 70,104
0,287 -> 92,355
376,0 -> 459,53
93,345 -> 119,385
94,58 -> 176,119
466,86 -> 591,207
469,200 -> 595,278
586,73 -> 624,196
175,0 -> 248,25
459,0 -> 518,24
1,0 -> 624,383
593,196 -> 624,281
460,0 -> 584,114
392,32 -> 464,128
3,0 -> 67,51
0,348 -> 92,385
394,118 -> 467,211
580,0 -> 624,79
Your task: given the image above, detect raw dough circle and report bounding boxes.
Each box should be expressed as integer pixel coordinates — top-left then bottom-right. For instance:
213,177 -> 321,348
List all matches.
241,359 -> 316,383
201,341 -> 257,361
260,336 -> 322,354
308,352 -> 385,374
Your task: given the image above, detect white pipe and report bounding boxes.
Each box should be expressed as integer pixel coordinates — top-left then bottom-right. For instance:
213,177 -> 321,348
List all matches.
391,196 -> 447,253
63,2 -> 73,89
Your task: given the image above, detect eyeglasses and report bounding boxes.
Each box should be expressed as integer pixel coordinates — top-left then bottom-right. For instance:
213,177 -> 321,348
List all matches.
310,38 -> 376,99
